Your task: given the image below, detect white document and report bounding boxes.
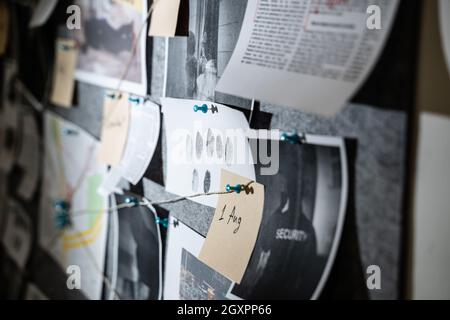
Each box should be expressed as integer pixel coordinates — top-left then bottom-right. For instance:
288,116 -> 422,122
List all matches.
29,0 -> 58,28
162,98 -> 255,208
216,0 -> 399,116
413,113 -> 450,299
17,111 -> 41,201
2,201 -> 33,270
40,112 -> 109,300
99,99 -> 161,195
439,0 -> 450,76
164,217 -> 205,300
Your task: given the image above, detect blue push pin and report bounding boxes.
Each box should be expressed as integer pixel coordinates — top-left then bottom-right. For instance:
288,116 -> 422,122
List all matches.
281,131 -> 304,145
194,104 -> 209,113
156,217 -> 169,229
63,128 -> 78,136
54,199 -> 70,212
129,95 -> 141,104
124,197 -> 140,207
54,200 -> 72,230
226,184 -> 244,194
193,104 -> 219,114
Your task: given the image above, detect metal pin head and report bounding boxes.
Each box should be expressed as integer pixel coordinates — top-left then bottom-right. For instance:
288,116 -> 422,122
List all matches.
106,92 -> 121,100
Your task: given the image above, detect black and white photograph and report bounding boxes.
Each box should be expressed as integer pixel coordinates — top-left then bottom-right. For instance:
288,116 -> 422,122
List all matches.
179,249 -> 231,300
164,0 -> 251,108
163,217 -> 235,300
229,135 -> 348,300
74,0 -> 148,95
105,194 -> 162,300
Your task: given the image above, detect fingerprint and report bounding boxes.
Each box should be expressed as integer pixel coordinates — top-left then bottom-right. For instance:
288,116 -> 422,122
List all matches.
186,134 -> 193,162
195,132 -> 203,159
192,169 -> 199,192
225,137 -> 233,166
216,135 -> 223,159
203,170 -> 211,193
206,129 -> 215,158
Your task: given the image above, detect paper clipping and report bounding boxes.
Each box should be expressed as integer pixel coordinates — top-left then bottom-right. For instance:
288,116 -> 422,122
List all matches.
216,0 -> 399,116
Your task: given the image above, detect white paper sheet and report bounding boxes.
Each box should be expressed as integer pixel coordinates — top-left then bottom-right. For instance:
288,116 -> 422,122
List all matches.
216,0 -> 399,116
439,0 -> 450,76
163,217 -> 205,300
16,111 -> 40,201
29,0 -> 58,28
162,98 -> 255,208
99,99 -> 161,196
2,201 -> 33,270
413,113 -> 450,299
39,112 -> 109,300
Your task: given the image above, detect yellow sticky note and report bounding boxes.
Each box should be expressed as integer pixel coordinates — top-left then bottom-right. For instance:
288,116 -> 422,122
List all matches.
97,92 -> 131,166
149,0 -> 181,37
50,39 -> 78,108
0,2 -> 9,56
199,170 -> 265,284
114,0 -> 143,12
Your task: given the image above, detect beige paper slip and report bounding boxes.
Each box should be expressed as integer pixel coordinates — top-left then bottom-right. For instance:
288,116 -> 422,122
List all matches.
50,39 -> 78,108
199,170 -> 265,284
97,92 -> 131,166
0,2 -> 10,56
149,0 -> 181,37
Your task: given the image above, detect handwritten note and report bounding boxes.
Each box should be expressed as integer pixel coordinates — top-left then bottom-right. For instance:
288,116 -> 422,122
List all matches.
0,1 -> 9,56
97,92 -> 131,166
149,0 -> 181,37
50,38 -> 78,108
199,170 -> 265,284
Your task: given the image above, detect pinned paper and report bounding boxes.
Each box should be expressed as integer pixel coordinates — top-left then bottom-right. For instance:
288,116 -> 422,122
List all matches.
29,0 -> 58,28
97,92 -> 131,166
0,1 -> 9,56
50,38 -> 78,108
114,0 -> 143,12
149,0 -> 188,37
199,170 -> 265,284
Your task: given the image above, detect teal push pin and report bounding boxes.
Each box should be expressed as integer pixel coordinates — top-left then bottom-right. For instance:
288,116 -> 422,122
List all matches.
54,200 -> 72,230
125,197 -> 140,207
281,131 -> 304,145
193,104 -> 209,113
156,217 -> 169,229
226,184 -> 244,194
63,128 -> 78,136
129,96 -> 141,104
